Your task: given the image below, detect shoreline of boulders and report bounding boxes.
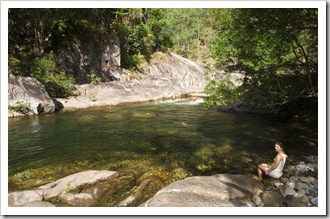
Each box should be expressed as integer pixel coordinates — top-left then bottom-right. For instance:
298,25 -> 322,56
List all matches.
8,155 -> 317,207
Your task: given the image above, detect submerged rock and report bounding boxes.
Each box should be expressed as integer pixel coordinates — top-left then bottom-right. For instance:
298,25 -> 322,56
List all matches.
132,112 -> 157,119
117,176 -> 165,207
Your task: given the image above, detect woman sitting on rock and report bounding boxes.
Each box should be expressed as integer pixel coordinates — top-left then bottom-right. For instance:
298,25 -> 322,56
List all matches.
258,142 -> 288,180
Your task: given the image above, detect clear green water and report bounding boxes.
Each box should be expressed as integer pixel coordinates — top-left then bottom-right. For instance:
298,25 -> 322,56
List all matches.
8,100 -> 317,192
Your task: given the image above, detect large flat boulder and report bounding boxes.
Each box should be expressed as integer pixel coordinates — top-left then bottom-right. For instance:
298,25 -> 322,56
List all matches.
140,174 -> 264,207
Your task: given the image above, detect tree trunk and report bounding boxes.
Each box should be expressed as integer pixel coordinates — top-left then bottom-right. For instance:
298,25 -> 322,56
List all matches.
289,33 -> 316,97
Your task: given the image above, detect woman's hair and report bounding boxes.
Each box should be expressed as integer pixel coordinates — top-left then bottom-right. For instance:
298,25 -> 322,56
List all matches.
275,142 -> 284,149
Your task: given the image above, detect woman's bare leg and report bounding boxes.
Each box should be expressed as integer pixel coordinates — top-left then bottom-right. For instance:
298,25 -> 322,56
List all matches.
258,163 -> 268,180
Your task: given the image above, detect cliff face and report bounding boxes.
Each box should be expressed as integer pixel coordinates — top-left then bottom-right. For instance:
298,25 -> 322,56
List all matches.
57,35 -> 121,84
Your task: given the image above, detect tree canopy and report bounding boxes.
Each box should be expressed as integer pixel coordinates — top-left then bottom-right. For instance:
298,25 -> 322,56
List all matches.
206,8 -> 318,115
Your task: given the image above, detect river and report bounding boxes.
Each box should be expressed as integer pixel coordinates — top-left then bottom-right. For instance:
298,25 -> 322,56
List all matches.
8,99 -> 317,192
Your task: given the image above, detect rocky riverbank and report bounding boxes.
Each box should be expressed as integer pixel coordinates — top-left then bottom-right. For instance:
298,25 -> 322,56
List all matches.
141,155 -> 318,207
8,156 -> 317,207
8,52 -> 212,116
55,52 -> 209,109
252,155 -> 318,207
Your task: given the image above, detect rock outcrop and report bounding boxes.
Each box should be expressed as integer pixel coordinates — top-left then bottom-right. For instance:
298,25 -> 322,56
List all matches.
8,74 -> 56,117
140,52 -> 208,92
8,52 -> 213,114
58,34 -> 121,84
56,52 -> 209,109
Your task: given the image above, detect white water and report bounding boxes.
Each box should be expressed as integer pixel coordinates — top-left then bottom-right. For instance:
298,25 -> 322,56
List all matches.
153,98 -> 205,105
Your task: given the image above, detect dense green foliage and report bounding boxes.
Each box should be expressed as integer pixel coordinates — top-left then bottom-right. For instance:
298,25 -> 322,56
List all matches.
8,8 -> 318,115
205,75 -> 244,106
8,9 -> 215,81
206,8 -> 318,115
8,8 -> 108,96
157,9 -> 216,62
8,9 -> 177,88
110,8 -> 215,67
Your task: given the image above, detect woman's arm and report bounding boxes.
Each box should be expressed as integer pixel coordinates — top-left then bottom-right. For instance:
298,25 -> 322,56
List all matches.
265,154 -> 282,175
